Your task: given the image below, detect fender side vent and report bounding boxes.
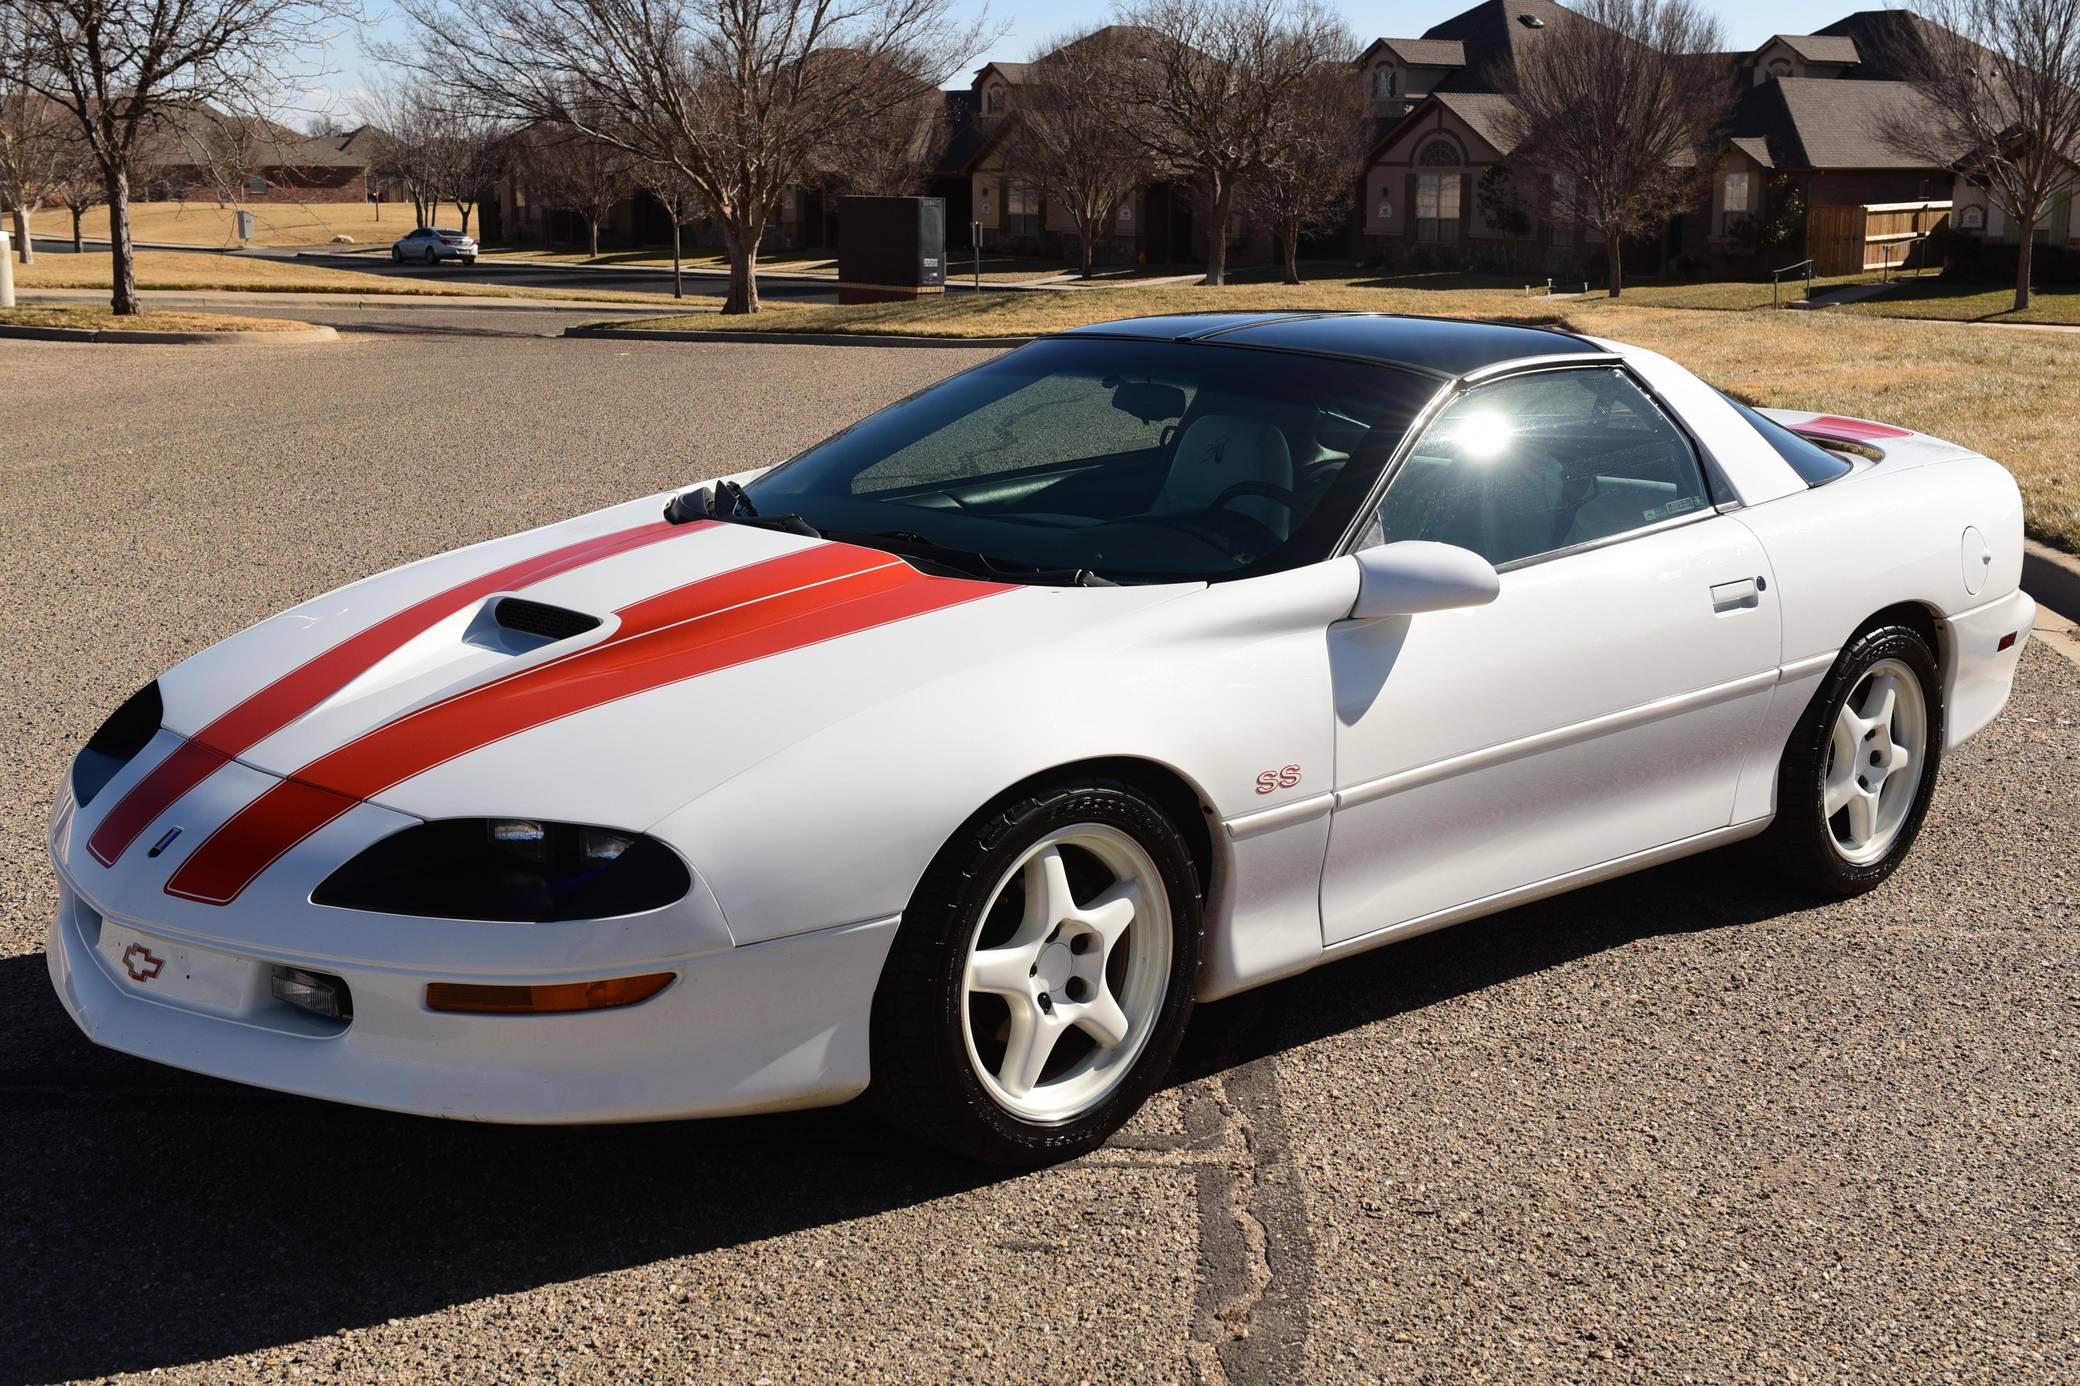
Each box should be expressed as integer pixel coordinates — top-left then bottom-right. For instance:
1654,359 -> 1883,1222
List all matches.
493,597 -> 601,643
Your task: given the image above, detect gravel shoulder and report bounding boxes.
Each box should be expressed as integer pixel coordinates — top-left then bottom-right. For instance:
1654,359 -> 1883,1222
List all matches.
2,315 -> 2073,1383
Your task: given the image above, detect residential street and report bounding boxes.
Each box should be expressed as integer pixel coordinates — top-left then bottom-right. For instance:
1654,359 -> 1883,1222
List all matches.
1,312 -> 2075,1383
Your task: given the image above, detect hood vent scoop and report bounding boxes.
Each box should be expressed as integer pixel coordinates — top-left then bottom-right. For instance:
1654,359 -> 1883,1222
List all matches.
493,597 -> 602,643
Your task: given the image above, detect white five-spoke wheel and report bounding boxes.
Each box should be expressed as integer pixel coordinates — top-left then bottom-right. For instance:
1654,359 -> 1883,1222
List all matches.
961,825 -> 1172,1123
1765,622 -> 1945,896
1823,657 -> 1928,864
872,776 -> 1202,1165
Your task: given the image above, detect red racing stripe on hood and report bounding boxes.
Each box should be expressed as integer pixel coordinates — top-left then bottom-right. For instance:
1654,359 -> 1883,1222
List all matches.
87,518 -> 715,868
162,543 -> 1005,906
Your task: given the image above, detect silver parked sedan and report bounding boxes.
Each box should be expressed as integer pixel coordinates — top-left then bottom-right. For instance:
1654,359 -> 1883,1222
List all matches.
390,226 -> 478,266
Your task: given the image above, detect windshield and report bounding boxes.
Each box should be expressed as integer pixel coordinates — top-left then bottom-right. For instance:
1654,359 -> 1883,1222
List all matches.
745,337 -> 1436,584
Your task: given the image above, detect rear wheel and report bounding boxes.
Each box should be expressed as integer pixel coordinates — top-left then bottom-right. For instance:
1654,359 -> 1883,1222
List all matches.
425,246 -> 438,266
1762,622 -> 1944,895
872,776 -> 1202,1165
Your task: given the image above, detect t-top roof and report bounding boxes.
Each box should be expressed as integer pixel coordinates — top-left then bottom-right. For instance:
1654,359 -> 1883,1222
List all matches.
1057,312 -> 1599,378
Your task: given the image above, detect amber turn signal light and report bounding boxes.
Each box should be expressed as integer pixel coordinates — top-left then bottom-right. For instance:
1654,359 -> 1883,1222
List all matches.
425,972 -> 675,1014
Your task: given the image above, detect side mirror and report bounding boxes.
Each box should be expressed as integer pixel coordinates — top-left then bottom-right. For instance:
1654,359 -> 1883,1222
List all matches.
1350,541 -> 1500,620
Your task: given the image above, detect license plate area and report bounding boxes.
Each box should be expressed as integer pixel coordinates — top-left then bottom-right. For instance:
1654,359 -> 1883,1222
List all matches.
97,921 -> 272,1019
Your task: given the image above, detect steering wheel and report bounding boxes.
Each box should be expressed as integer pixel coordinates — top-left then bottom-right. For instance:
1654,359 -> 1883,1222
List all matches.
1209,480 -> 1300,517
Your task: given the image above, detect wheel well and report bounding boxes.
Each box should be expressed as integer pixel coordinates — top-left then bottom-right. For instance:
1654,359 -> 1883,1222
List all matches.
1856,601 -> 1945,676
991,756 -> 1219,898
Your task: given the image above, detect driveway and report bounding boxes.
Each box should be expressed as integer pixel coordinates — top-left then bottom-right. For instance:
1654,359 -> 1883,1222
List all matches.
2,310 -> 2074,1382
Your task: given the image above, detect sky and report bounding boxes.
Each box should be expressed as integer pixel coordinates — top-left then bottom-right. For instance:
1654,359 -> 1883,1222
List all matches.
318,0 -> 1888,124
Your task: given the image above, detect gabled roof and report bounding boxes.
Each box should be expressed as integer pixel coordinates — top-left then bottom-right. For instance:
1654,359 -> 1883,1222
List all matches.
1764,33 -> 1861,65
140,102 -> 368,170
1725,78 -> 1952,170
972,61 -> 1028,87
1357,37 -> 1467,68
1369,90 -> 1521,162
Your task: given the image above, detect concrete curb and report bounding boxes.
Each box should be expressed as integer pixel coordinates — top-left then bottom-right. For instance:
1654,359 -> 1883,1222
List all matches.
2023,539 -> 2080,625
562,323 -> 1035,349
0,322 -> 339,346
24,289 -> 662,314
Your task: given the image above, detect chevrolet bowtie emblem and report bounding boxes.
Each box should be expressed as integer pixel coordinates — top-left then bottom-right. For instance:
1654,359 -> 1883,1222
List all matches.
122,943 -> 166,982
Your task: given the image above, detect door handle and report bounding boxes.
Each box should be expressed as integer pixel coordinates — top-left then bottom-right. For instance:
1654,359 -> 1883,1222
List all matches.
1710,577 -> 1761,611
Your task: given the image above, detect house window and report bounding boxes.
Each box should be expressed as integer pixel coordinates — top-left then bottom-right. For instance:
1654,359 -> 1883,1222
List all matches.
248,175 -> 268,196
984,85 -> 1004,115
1766,58 -> 1792,77
1416,173 -> 1461,240
1722,172 -> 1751,218
1375,66 -> 1397,99
1416,139 -> 1460,167
1006,182 -> 1039,239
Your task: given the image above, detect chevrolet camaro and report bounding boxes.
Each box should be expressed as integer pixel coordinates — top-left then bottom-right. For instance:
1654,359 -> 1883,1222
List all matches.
47,312 -> 2034,1164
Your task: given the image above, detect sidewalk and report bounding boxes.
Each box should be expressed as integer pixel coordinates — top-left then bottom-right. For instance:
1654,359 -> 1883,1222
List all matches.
18,286 -> 665,315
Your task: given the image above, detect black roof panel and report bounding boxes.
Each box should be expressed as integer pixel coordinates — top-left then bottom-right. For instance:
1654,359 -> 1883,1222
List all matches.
1058,311 -> 1598,377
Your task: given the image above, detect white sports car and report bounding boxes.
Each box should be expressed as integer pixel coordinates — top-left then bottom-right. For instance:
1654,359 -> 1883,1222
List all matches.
47,313 -> 2034,1164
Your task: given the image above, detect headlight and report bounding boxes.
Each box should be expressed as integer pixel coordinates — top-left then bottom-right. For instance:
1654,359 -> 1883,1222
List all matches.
312,819 -> 692,922
72,682 -> 163,808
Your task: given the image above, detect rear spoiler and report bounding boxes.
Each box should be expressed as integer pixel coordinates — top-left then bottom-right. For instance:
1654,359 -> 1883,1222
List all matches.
1759,409 -> 1978,469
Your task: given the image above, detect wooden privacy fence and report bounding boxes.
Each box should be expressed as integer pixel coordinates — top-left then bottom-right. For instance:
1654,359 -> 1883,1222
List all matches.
1806,201 -> 1951,275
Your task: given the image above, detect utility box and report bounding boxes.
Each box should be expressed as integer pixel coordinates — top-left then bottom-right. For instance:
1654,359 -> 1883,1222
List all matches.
837,196 -> 946,304
235,210 -> 255,242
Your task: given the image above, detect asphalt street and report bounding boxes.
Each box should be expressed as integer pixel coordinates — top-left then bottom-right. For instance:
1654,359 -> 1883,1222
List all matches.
1,310 -> 2075,1382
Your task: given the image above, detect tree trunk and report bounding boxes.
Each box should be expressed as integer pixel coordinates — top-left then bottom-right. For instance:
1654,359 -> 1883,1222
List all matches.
457,202 -> 472,236
722,217 -> 763,314
1604,234 -> 1624,299
672,218 -> 683,299
1204,178 -> 1233,286
1078,223 -> 1094,278
1282,220 -> 1300,286
2014,219 -> 2035,312
71,207 -> 85,252
105,165 -> 138,316
588,215 -> 599,259
11,207 -> 32,264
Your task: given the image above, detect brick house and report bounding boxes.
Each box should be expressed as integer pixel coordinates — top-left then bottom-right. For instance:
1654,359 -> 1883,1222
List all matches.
138,105 -> 376,204
941,29 -> 1240,267
1354,0 -> 1599,274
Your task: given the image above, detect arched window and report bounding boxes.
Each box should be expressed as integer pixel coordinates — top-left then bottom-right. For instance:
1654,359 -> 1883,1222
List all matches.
984,85 -> 1004,114
1765,58 -> 1792,77
1374,66 -> 1397,98
1417,139 -> 1461,167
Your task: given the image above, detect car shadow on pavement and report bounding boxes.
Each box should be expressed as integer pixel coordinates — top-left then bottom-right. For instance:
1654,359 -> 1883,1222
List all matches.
0,848 -> 1814,1383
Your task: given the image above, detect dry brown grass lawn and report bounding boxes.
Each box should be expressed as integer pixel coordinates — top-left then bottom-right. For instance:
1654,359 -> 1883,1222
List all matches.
620,283 -> 2080,552
25,200 -> 424,249
12,249 -> 677,305
0,305 -> 315,332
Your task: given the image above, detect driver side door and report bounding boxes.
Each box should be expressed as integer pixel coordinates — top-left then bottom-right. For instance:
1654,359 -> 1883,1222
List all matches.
1320,364 -> 1782,946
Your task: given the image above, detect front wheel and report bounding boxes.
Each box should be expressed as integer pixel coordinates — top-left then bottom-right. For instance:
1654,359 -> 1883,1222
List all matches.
1761,622 -> 1945,895
872,777 -> 1202,1165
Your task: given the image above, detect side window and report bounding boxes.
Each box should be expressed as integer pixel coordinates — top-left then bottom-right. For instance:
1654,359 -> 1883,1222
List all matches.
1375,368 -> 1711,568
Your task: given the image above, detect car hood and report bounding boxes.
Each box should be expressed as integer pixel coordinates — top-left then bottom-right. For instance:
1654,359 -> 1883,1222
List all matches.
145,495 -> 1190,830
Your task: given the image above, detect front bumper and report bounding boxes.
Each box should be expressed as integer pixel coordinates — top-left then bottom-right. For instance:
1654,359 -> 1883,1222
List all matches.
46,796 -> 898,1124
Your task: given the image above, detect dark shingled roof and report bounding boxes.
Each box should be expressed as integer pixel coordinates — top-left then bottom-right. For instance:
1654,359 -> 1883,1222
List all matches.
1380,38 -> 1467,67
1422,0 -> 1582,93
1768,33 -> 1862,65
1726,78 -> 1954,170
1432,91 -> 1522,158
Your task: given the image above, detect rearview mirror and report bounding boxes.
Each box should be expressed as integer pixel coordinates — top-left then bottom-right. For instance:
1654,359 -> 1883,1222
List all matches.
1350,541 -> 1500,620
1110,380 -> 1186,423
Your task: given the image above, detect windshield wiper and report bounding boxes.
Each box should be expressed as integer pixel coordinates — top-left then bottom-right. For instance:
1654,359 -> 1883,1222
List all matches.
834,529 -> 1116,588
663,481 -> 821,537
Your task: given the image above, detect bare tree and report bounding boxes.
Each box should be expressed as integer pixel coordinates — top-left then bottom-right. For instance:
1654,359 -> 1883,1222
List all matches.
0,5 -> 65,262
430,110 -> 511,237
1876,0 -> 2080,311
357,81 -> 445,227
1001,27 -> 1153,277
813,84 -> 947,199
392,0 -> 990,313
1239,53 -> 1366,284
632,157 -> 705,296
1115,0 -> 1350,285
15,0 -> 348,313
48,142 -> 107,249
527,126 -> 635,257
1492,0 -> 1727,298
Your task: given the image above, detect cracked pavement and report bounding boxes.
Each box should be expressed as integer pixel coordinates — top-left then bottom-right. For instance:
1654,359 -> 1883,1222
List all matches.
2,316 -> 2075,1382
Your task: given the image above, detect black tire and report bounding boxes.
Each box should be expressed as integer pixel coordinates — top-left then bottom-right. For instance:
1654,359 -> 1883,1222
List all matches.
871,776 -> 1203,1166
1761,621 -> 1945,896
